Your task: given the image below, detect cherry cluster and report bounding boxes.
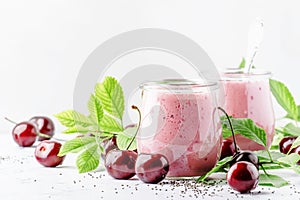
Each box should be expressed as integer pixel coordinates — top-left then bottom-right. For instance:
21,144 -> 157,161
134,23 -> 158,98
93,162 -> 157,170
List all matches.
218,108 -> 259,193
104,144 -> 169,184
102,106 -> 170,184
8,116 -> 65,167
220,140 -> 259,193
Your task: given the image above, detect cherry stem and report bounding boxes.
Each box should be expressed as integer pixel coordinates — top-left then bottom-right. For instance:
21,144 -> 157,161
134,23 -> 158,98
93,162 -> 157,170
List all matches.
37,132 -> 67,142
5,117 -> 66,142
259,161 -> 274,165
4,117 -> 18,125
38,132 -> 51,138
126,105 -> 141,150
217,107 -> 239,154
36,132 -> 64,141
260,163 -> 270,176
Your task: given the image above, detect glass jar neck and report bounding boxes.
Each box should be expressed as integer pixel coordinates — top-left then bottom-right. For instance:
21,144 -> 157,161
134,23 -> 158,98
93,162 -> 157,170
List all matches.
140,79 -> 219,93
221,68 -> 272,81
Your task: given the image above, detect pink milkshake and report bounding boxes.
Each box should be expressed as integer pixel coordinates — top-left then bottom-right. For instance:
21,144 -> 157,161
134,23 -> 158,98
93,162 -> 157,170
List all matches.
138,80 -> 222,177
221,69 -> 275,150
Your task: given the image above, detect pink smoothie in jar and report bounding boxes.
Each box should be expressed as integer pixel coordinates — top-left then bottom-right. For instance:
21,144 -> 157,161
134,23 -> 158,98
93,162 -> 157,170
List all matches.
221,69 -> 275,150
138,80 -> 222,177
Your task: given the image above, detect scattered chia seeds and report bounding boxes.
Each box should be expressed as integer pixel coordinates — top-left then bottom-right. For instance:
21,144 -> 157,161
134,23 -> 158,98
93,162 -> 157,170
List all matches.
2,152 -> 300,199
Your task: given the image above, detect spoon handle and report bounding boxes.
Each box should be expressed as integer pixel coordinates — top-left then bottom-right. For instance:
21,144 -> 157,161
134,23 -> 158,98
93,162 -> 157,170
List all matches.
244,18 -> 264,74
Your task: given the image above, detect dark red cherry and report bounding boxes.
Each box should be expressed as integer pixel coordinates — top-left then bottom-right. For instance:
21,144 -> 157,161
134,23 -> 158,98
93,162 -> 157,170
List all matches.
279,136 -> 297,154
103,136 -> 118,154
230,151 -> 259,169
227,161 -> 259,193
12,122 -> 37,147
34,141 -> 65,167
30,116 -> 55,141
135,153 -> 169,184
290,146 -> 300,165
220,139 -> 237,160
105,149 -> 137,180
101,136 -> 118,160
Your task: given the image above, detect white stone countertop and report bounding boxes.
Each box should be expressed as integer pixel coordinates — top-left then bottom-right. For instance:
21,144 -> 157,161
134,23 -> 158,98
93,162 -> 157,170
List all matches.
1,131 -> 300,200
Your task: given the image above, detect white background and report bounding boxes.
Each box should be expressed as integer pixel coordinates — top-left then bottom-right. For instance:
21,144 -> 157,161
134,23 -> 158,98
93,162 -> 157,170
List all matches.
1,0 -> 300,132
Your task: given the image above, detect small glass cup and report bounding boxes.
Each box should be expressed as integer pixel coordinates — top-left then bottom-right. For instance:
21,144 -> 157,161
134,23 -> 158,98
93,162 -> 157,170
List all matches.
221,69 -> 275,150
137,79 -> 222,177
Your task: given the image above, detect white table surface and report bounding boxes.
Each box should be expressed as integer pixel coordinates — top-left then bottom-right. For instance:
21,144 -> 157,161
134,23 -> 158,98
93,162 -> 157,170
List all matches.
1,131 -> 300,200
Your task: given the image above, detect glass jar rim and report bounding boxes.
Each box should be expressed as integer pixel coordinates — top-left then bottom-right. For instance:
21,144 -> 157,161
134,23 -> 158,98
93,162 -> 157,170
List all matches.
221,68 -> 272,80
140,79 -> 219,92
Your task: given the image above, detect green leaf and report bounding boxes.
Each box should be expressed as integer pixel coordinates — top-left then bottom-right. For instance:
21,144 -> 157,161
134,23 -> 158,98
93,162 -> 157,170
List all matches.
286,105 -> 300,121
278,153 -> 300,166
95,77 -> 124,120
270,79 -> 298,121
221,115 -> 233,139
88,94 -> 103,125
271,131 -> 284,150
239,58 -> 246,69
197,157 -> 231,182
283,123 -> 300,137
260,164 -> 285,170
287,137 -> 300,154
292,166 -> 300,174
238,58 -> 255,69
58,136 -> 96,156
222,126 -> 232,139
116,126 -> 137,150
76,144 -> 100,173
54,110 -> 94,128
259,174 -> 289,188
63,126 -> 91,134
255,150 -> 285,163
100,114 -> 123,132
256,150 -> 286,170
222,118 -> 267,147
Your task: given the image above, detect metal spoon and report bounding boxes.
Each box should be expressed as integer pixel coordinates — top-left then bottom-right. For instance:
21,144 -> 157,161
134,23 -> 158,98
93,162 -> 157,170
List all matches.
244,18 -> 264,74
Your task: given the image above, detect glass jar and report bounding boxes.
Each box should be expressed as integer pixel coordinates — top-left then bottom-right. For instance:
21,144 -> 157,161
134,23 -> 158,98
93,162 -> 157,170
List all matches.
221,69 -> 275,150
137,79 -> 222,177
